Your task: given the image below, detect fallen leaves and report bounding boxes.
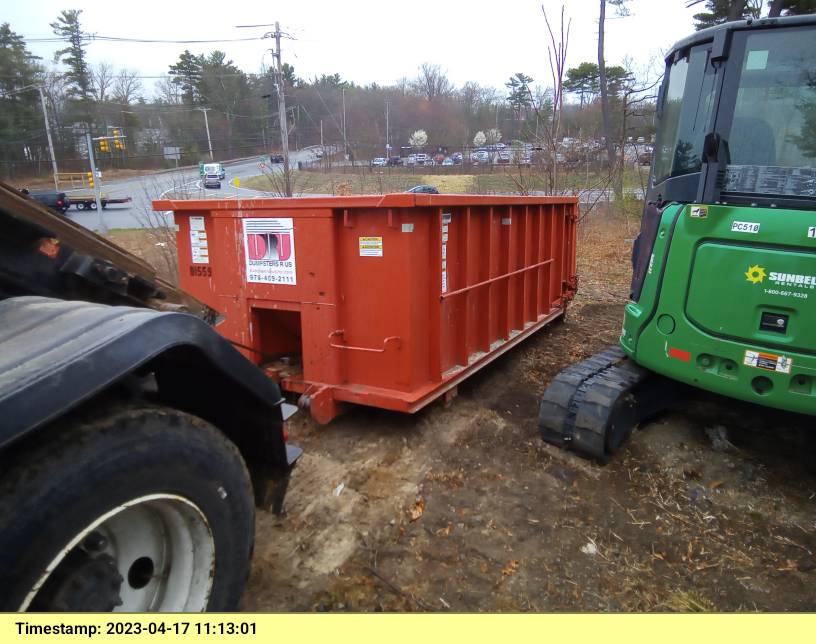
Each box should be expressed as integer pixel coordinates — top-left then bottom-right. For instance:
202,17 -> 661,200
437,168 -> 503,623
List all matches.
777,559 -> 799,572
435,523 -> 453,537
407,497 -> 425,522
501,560 -> 520,577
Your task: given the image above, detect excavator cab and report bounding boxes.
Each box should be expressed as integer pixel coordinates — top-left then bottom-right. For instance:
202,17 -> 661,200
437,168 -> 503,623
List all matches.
540,15 -> 816,462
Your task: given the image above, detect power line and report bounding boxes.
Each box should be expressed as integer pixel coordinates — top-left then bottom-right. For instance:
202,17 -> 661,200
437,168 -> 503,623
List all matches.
24,34 -> 269,44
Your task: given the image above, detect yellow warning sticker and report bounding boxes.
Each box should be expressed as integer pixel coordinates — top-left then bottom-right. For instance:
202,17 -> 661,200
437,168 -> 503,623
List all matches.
359,236 -> 383,257
690,204 -> 708,218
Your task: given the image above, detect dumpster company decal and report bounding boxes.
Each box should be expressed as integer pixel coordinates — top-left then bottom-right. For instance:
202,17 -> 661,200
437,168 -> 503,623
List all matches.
189,216 -> 209,264
441,213 -> 452,293
359,236 -> 383,257
242,218 -> 297,285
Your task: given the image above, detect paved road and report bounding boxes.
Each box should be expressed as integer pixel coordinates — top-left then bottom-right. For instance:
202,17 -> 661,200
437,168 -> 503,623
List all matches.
64,148 -> 319,231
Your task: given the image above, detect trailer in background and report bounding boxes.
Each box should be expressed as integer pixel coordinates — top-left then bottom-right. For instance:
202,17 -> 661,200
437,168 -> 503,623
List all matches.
70,193 -> 133,210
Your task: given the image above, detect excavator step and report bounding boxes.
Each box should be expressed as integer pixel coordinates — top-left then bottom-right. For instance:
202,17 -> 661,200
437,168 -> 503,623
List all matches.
538,346 -> 673,462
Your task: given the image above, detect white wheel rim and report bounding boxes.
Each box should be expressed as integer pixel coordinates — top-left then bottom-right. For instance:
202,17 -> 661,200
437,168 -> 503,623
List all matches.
20,494 -> 215,612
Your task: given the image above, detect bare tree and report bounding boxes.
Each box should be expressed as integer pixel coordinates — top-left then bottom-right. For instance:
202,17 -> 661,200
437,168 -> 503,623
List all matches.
535,3 -> 571,193
154,74 -> 182,105
112,69 -> 143,105
91,62 -> 115,103
413,63 -> 453,101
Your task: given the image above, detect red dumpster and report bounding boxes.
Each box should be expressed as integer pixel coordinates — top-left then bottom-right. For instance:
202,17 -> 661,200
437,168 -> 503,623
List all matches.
154,194 -> 578,423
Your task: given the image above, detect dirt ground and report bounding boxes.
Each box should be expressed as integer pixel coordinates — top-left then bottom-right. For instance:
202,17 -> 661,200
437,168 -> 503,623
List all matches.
107,207 -> 816,612
232,208 -> 816,612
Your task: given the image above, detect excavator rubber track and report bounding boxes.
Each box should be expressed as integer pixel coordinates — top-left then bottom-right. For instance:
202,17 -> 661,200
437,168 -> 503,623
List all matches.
538,346 -> 672,462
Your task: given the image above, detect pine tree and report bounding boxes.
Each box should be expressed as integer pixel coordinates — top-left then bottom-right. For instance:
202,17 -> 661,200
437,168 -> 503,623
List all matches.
505,73 -> 534,120
50,10 -> 92,107
564,63 -> 600,107
168,50 -> 204,105
0,22 -> 44,177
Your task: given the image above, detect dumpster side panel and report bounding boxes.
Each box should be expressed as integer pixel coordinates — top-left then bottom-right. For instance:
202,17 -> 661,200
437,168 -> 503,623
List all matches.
333,208 -> 429,393
437,202 -> 574,380
176,213 -> 252,354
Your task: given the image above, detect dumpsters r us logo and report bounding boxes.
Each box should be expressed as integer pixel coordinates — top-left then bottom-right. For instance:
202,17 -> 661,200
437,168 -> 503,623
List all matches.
242,218 -> 297,284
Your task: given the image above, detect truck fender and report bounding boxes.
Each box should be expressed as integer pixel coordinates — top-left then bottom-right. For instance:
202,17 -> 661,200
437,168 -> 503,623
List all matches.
0,296 -> 300,474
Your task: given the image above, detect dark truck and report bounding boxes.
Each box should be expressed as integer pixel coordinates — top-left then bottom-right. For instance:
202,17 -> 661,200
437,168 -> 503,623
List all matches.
0,180 -> 300,612
20,189 -> 70,214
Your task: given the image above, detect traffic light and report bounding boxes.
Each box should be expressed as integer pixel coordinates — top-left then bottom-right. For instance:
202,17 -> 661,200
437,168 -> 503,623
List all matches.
99,138 -> 110,153
86,172 -> 94,188
112,129 -> 123,151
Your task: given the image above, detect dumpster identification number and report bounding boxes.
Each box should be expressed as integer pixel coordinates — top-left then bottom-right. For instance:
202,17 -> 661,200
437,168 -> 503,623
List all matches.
242,218 -> 297,285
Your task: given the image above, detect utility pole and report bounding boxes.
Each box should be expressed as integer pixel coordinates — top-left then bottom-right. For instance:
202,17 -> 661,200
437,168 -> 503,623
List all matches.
342,88 -> 347,159
271,21 -> 291,197
85,132 -> 106,234
198,108 -> 213,161
320,119 -> 325,170
385,100 -> 390,160
38,87 -> 59,191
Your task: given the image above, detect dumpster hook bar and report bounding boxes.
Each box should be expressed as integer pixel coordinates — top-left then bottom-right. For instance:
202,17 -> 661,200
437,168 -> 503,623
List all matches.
329,330 -> 402,353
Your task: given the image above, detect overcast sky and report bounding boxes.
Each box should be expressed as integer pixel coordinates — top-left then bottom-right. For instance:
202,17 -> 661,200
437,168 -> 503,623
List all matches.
10,0 -> 701,93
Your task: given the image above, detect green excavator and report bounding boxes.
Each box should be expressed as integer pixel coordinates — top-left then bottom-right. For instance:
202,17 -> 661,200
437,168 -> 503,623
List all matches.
539,14 -> 816,461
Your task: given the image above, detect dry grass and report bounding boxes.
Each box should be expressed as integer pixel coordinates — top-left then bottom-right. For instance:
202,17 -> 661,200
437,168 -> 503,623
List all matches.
574,204 -> 641,307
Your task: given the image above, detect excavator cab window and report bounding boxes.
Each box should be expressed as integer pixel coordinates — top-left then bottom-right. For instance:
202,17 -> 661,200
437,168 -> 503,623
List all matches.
652,46 -> 716,187
720,28 -> 816,204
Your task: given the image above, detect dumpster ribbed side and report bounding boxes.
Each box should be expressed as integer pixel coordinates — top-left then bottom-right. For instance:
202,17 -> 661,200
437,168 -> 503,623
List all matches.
160,194 -> 577,423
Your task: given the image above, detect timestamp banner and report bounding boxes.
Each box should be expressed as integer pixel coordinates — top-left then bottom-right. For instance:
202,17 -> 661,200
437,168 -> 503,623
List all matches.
3,614 -> 814,644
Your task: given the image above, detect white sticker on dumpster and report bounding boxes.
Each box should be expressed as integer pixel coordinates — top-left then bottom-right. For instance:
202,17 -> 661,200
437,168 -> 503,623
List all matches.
242,218 -> 297,285
359,236 -> 383,257
189,216 -> 209,264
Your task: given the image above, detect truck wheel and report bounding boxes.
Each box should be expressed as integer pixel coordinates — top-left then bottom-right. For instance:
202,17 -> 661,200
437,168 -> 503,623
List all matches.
0,406 -> 255,612
89,201 -> 97,210
76,202 -> 86,211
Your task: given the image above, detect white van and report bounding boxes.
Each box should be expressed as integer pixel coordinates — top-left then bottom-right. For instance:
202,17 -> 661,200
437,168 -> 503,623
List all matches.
203,163 -> 225,179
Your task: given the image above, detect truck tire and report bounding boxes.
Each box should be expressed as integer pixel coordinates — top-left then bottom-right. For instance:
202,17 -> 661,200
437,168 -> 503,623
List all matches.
0,405 -> 255,612
76,202 -> 86,210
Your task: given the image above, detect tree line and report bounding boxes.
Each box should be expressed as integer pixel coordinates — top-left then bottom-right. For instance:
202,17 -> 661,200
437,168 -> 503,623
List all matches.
0,1 -> 813,181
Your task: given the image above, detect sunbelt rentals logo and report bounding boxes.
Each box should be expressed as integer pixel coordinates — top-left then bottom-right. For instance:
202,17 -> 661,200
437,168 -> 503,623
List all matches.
744,264 -> 816,289
745,265 -> 766,284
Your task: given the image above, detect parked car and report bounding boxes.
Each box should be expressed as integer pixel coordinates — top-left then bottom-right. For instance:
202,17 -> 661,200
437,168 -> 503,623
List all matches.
637,147 -> 654,165
406,184 -> 439,194
388,156 -> 402,166
415,153 -> 428,165
22,189 -> 70,214
433,153 -> 445,164
471,150 -> 489,164
405,154 -> 417,166
442,157 -> 454,166
371,157 -> 387,167
452,152 -> 463,164
203,173 -> 221,189
496,151 -> 512,164
270,154 -> 284,164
